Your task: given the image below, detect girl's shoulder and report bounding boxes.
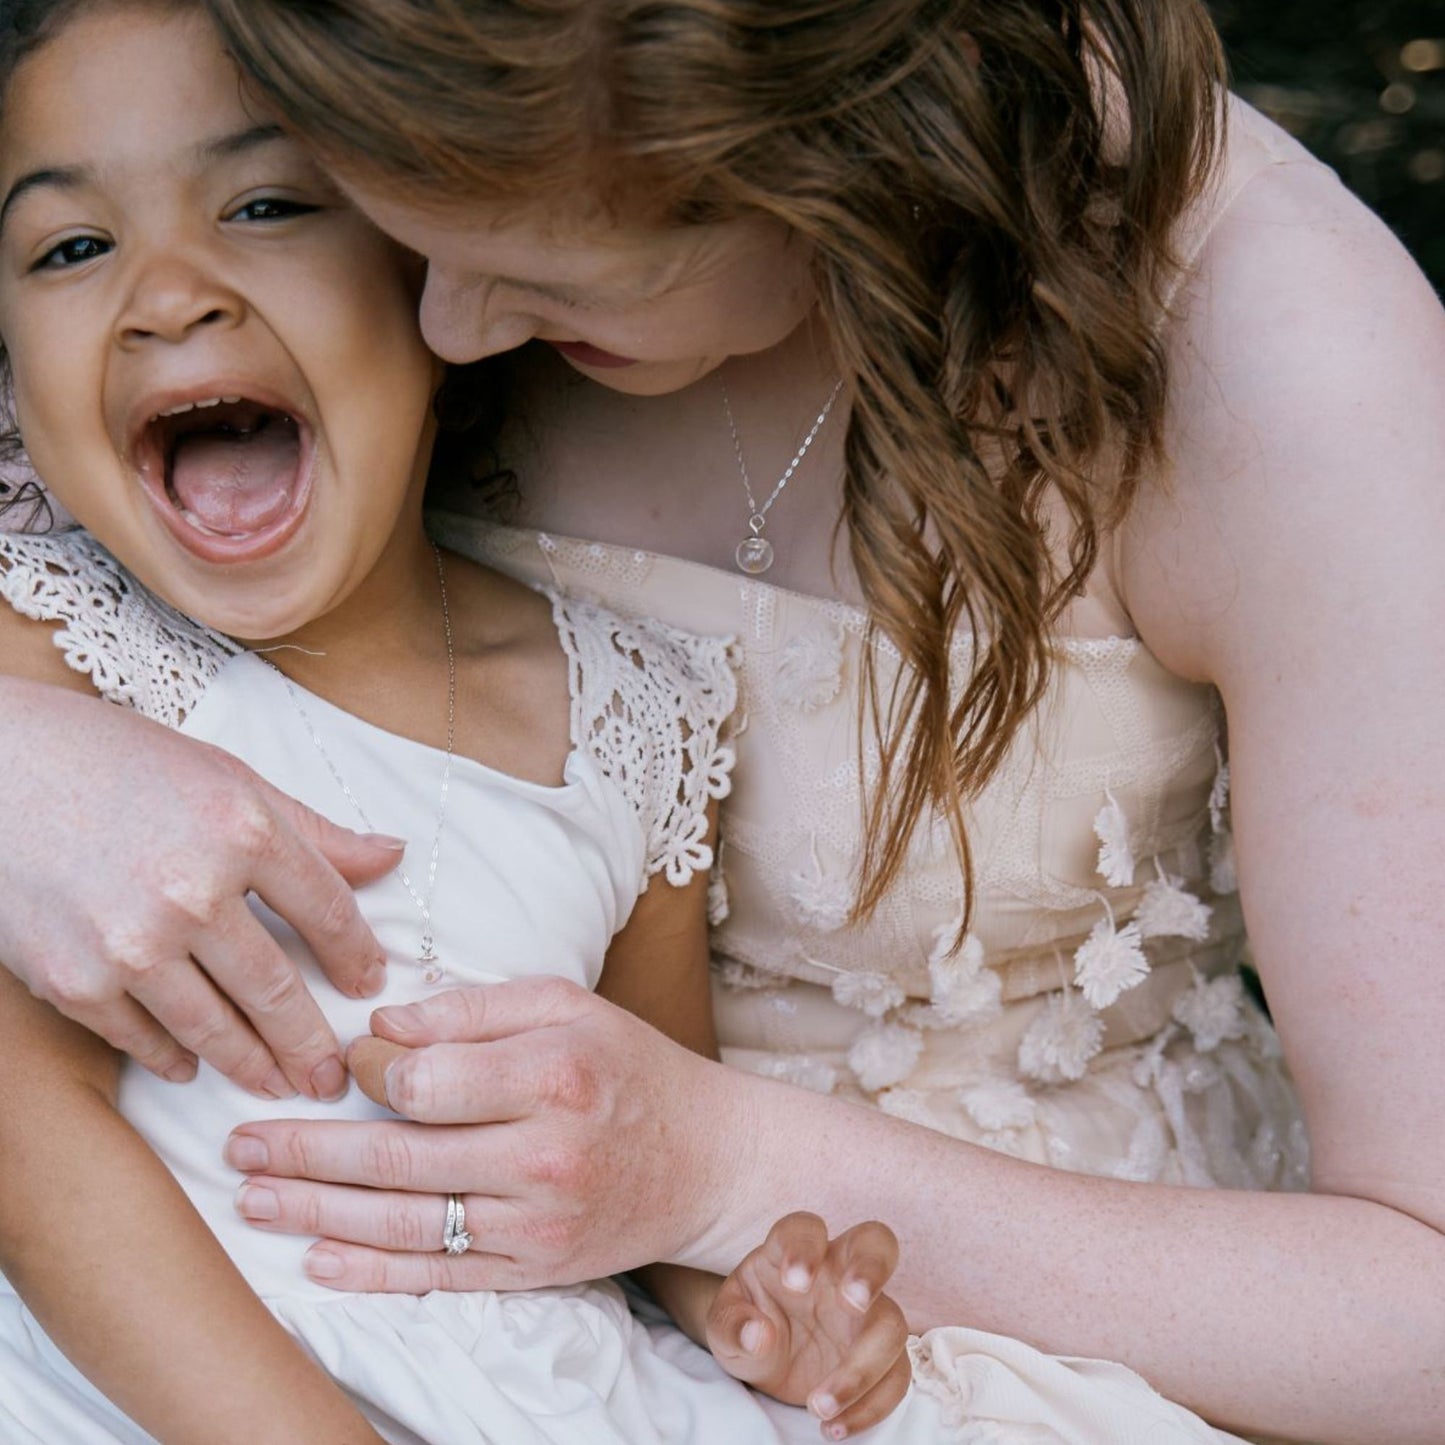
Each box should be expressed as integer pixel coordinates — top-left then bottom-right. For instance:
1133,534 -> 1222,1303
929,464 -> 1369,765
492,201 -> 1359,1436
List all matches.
549,588 -> 739,887
0,527 -> 239,723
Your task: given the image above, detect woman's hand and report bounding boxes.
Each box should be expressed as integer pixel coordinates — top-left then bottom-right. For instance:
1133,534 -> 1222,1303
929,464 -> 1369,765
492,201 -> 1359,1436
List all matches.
707,1213 -> 911,1440
227,976 -> 753,1290
0,677 -> 399,1099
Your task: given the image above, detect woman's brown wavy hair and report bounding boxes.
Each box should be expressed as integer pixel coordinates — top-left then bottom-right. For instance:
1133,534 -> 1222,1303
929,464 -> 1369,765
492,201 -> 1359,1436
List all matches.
206,0 -> 1226,927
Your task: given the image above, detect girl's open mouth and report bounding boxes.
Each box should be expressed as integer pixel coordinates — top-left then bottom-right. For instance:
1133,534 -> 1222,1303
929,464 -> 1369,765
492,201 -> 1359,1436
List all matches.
129,390 -> 315,562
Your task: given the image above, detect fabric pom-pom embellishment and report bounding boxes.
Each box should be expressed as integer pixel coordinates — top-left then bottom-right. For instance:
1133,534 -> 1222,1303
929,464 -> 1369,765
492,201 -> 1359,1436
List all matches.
1073,908 -> 1150,1010
1018,990 -> 1105,1084
787,836 -> 852,932
831,969 -> 906,1019
1172,972 -> 1247,1053
1093,789 -> 1136,888
773,619 -> 845,713
1135,867 -> 1212,942
927,924 -> 1003,1026
848,1021 -> 925,1092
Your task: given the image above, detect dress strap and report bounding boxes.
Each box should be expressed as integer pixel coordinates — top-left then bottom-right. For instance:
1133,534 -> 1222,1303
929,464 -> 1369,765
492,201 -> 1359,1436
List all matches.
0,528 -> 240,727
547,590 -> 737,887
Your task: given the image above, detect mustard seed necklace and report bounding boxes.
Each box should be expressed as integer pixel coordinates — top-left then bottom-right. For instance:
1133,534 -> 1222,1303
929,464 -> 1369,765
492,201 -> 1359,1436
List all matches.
274,543 -> 456,984
722,377 -> 844,576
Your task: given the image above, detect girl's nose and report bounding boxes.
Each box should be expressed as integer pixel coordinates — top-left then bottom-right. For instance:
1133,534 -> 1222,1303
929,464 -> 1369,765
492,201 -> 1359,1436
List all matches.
115,255 -> 245,348
418,266 -> 539,363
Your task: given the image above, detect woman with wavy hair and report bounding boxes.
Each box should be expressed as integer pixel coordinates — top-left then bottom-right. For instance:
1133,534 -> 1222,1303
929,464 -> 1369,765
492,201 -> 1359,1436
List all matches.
2,1 -> 1441,1439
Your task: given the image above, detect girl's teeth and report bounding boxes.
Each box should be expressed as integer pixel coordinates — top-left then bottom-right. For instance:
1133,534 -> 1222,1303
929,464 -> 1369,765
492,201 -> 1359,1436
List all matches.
153,395 -> 245,420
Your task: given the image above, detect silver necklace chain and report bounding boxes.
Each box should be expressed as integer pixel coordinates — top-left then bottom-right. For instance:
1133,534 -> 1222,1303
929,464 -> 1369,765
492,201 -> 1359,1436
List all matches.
722,376 -> 844,576
274,543 -> 457,984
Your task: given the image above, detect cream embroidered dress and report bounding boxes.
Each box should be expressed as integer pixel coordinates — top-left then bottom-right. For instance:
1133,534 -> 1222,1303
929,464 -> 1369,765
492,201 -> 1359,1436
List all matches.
417,98 -> 1323,1445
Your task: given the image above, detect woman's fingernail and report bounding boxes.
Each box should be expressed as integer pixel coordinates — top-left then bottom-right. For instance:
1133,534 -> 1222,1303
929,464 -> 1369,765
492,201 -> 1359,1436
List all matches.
782,1264 -> 812,1292
375,1004 -> 423,1038
225,1135 -> 269,1172
366,833 -> 409,852
305,1248 -> 343,1281
356,964 -> 388,998
235,1183 -> 278,1221
260,1067 -> 296,1101
311,1056 -> 348,1101
739,1319 -> 764,1355
843,1279 -> 872,1311
812,1392 -> 839,1420
162,1058 -> 198,1084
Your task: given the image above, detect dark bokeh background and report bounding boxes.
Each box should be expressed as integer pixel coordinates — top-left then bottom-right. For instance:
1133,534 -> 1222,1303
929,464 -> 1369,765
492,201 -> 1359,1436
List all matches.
1212,2 -> 1444,294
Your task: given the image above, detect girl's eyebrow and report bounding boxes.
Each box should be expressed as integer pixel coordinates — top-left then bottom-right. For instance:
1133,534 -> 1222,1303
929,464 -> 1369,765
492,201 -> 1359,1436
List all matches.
0,124 -> 290,240
0,166 -> 83,239
197,123 -> 288,164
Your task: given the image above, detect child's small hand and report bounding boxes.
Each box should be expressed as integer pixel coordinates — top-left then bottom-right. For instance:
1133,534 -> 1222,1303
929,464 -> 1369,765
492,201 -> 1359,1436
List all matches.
706,1212 -> 910,1440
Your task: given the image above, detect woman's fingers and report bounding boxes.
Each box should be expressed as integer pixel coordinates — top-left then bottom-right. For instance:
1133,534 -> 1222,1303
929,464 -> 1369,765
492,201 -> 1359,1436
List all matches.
225,1117 -> 519,1192
370,975 -> 596,1048
184,897 -> 357,1098
60,993 -> 198,1084
233,1177 -> 529,1258
240,773 -> 393,1004
298,1240 -> 536,1295
120,947 -> 295,1099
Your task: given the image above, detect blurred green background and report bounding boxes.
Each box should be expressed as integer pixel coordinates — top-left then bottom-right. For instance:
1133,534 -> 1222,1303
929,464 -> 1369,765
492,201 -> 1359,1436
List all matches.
1212,2 -> 1444,293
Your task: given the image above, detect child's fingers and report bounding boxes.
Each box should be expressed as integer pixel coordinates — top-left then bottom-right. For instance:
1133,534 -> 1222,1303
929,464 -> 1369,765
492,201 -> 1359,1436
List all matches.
761,1210 -> 830,1291
827,1219 -> 900,1313
704,1291 -> 777,1380
812,1348 -> 912,1441
806,1294 -> 910,1430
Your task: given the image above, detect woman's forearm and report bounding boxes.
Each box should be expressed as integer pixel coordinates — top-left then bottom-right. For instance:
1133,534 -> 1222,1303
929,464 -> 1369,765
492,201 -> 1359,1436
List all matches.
694,1065 -> 1445,1445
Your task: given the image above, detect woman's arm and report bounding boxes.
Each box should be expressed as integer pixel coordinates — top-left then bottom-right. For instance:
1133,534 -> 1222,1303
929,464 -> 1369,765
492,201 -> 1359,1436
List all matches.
222,164 -> 1445,1443
0,666 -> 397,1097
0,968 -> 386,1444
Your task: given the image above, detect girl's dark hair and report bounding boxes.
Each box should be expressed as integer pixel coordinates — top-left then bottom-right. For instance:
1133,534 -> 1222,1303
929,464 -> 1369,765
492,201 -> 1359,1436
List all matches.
0,0 -> 106,530
208,0 -> 1225,923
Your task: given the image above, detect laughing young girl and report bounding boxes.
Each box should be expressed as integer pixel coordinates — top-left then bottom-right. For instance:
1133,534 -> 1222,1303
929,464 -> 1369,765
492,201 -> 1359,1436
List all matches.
0,3 -> 929,1441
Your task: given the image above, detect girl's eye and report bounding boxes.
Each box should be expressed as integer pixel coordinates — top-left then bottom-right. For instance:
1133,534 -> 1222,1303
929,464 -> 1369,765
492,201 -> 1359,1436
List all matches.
34,235 -> 110,271
229,197 -> 319,223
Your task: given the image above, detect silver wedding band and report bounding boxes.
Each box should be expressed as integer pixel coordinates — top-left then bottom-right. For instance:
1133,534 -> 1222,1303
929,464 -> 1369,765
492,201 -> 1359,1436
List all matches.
441,1192 -> 473,1256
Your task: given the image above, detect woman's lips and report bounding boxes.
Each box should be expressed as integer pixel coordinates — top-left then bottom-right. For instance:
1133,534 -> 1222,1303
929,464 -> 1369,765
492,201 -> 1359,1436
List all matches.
548,341 -> 640,369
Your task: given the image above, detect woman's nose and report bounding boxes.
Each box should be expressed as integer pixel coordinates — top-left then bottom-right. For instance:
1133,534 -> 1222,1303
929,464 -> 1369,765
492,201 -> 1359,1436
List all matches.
115,256 -> 245,348
418,266 -> 539,363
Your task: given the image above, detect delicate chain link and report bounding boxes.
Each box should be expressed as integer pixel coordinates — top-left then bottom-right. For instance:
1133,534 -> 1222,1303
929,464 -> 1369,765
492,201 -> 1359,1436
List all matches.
722,377 -> 844,528
274,543 -> 457,971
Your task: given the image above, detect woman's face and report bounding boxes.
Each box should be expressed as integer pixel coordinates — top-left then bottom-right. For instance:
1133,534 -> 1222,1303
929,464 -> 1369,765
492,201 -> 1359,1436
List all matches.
338,177 -> 819,397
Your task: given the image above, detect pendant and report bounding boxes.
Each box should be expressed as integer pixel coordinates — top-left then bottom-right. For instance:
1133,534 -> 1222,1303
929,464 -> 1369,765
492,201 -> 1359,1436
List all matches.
419,940 -> 443,985
735,514 -> 774,575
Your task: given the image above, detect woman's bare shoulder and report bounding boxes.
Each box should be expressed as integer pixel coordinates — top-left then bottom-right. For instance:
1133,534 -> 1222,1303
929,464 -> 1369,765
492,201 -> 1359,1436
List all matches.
1117,150 -> 1445,684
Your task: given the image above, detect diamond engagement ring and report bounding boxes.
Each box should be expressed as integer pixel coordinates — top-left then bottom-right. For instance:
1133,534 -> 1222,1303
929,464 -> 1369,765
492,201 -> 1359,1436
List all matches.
441,1192 -> 473,1256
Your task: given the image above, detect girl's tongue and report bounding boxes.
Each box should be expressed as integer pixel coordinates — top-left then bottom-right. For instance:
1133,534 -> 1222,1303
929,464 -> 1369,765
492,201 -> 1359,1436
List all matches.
166,404 -> 302,535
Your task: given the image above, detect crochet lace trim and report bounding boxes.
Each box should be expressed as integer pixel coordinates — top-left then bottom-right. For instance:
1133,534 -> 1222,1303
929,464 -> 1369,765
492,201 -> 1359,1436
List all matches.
0,529 -> 239,727
549,590 -> 736,886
